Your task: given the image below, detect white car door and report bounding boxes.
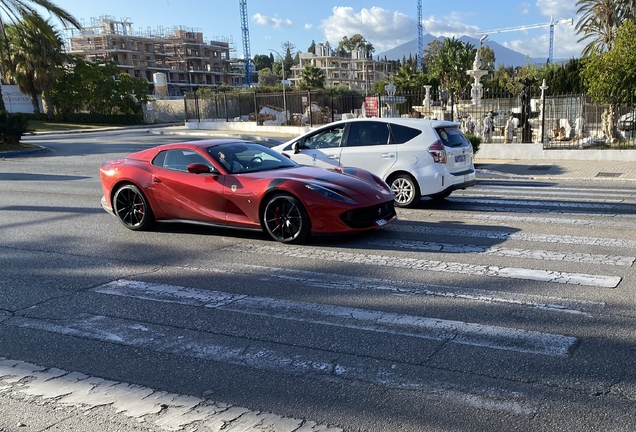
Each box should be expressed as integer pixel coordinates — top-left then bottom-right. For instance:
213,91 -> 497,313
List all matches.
338,121 -> 396,178
290,125 -> 345,169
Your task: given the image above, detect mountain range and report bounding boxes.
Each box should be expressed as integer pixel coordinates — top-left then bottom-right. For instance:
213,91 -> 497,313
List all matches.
376,34 -> 558,67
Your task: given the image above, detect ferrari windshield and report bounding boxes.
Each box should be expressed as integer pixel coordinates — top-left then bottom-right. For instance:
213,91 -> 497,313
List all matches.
207,142 -> 298,174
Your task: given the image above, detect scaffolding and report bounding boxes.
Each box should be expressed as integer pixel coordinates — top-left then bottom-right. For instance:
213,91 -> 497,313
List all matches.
65,16 -> 244,95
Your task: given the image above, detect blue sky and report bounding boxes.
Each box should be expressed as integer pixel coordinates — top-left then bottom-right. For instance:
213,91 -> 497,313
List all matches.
50,0 -> 584,61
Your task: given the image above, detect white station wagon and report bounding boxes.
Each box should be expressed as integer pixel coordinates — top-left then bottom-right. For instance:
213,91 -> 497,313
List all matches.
272,118 -> 476,208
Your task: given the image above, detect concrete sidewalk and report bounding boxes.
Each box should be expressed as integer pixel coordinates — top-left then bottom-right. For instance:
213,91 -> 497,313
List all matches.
475,158 -> 636,182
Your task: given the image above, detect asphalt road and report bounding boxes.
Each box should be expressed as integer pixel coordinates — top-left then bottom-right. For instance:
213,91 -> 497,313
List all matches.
1,130 -> 636,432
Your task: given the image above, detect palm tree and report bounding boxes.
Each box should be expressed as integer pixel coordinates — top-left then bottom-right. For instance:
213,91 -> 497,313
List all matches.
391,65 -> 417,93
575,0 -> 636,55
2,12 -> 68,118
299,64 -> 325,89
0,0 -> 80,111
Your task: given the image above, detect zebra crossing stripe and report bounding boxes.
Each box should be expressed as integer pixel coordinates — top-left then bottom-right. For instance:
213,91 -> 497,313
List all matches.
223,244 -> 622,288
448,197 -> 633,210
89,279 -> 577,357
175,264 -> 604,316
386,224 -> 636,255
0,359 -> 342,431
441,213 -> 636,229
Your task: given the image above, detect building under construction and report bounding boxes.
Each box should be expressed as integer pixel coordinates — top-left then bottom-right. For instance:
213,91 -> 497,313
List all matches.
65,16 -> 245,97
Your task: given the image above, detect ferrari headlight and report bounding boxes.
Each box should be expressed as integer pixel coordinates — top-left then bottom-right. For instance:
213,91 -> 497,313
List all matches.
305,184 -> 356,204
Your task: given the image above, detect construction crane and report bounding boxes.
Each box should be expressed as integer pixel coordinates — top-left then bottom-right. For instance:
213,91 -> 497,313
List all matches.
476,17 -> 574,63
239,0 -> 252,86
417,0 -> 423,71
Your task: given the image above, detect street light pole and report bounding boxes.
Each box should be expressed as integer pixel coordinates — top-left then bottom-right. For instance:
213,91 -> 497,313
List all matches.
268,48 -> 287,125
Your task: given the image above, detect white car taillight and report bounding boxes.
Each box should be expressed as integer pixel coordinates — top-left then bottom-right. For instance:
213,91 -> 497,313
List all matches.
427,140 -> 447,163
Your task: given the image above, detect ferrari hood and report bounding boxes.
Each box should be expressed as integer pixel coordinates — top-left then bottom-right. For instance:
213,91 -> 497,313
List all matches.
255,165 -> 392,202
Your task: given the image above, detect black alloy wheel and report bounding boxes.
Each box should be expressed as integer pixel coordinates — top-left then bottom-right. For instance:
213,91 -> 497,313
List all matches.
262,193 -> 310,244
113,184 -> 155,231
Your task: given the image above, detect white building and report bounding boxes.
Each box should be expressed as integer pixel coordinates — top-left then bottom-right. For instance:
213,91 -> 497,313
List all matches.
290,43 -> 390,91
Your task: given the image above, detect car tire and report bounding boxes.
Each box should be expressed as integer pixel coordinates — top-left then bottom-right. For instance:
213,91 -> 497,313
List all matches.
388,174 -> 421,208
262,193 -> 311,244
113,184 -> 155,231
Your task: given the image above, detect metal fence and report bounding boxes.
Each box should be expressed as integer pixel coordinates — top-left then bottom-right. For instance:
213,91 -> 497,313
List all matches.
184,89 -> 636,150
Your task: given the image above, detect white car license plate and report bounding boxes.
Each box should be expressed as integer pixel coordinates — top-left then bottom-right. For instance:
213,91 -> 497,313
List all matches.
455,155 -> 466,163
375,219 -> 387,227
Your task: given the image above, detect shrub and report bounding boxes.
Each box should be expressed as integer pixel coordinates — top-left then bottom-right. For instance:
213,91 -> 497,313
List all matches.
466,133 -> 481,155
0,111 -> 30,144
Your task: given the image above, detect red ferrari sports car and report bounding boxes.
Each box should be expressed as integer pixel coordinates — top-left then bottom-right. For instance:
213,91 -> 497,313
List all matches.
100,139 -> 397,243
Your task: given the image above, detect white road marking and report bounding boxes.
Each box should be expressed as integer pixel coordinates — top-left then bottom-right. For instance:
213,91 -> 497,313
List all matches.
468,186 -> 636,199
386,224 -> 636,254
461,192 -> 629,203
0,358 -> 339,431
449,197 -> 634,210
368,238 -> 634,266
11,313 -> 545,421
92,279 -> 578,357
464,213 -> 636,228
223,244 -> 622,288
175,264 -> 604,316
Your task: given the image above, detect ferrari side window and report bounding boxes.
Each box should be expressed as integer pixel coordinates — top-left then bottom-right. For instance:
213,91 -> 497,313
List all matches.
152,151 -> 167,167
163,149 -> 210,172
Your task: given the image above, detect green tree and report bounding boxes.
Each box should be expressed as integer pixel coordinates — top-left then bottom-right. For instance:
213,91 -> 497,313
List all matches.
581,19 -> 636,105
51,57 -> 148,115
0,0 -> 80,111
541,58 -> 585,94
423,40 -> 443,73
253,54 -> 273,72
575,0 -> 636,56
429,37 -> 476,101
299,64 -> 325,89
1,13 -> 68,119
258,68 -> 280,87
281,41 -> 295,76
479,45 -> 496,72
391,65 -> 417,93
307,40 -> 316,54
336,34 -> 375,58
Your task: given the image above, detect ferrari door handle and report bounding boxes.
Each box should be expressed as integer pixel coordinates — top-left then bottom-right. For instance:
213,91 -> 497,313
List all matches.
380,153 -> 395,159
153,177 -> 162,183
327,155 -> 340,160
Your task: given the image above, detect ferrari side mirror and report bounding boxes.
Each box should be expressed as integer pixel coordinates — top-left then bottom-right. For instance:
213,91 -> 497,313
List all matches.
291,142 -> 301,154
187,163 -> 214,174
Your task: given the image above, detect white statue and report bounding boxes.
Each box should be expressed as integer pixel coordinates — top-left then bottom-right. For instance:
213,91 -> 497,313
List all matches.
464,115 -> 475,134
482,112 -> 494,143
574,117 -> 585,137
504,114 -> 515,143
473,49 -> 482,71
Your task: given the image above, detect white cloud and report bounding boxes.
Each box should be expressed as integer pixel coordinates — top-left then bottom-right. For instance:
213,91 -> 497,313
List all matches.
252,13 -> 293,28
535,0 -> 577,19
320,6 -> 415,52
422,13 -> 480,39
503,25 -> 581,60
304,23 -> 313,30
520,2 -> 531,14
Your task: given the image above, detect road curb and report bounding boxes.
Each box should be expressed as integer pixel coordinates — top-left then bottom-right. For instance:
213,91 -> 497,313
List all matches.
0,145 -> 49,158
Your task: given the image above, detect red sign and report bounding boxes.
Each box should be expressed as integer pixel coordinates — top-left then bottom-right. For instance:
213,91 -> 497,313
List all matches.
364,97 -> 379,117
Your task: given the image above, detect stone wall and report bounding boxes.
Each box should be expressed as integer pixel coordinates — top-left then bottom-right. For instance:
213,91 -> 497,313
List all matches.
143,99 -> 186,124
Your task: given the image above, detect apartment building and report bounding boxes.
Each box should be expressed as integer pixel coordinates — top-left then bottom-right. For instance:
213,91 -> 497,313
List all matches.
66,16 -> 244,97
290,43 -> 390,91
